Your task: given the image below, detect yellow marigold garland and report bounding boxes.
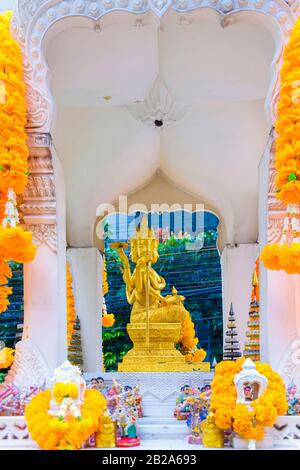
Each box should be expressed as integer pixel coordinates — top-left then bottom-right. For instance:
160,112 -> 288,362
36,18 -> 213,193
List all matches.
25,388 -> 106,450
102,256 -> 115,327
0,259 -> 12,313
66,262 -> 76,347
102,313 -> 115,328
0,12 -> 36,312
0,12 -> 29,197
261,18 -> 300,273
178,310 -> 206,362
53,382 -> 78,403
0,346 -> 14,368
211,358 -> 287,441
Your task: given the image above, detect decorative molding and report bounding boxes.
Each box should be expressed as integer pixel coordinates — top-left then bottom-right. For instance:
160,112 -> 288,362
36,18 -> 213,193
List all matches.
26,132 -> 51,148
85,371 -> 214,401
26,224 -> 58,252
4,339 -> 51,389
11,0 -> 297,133
267,138 -> 286,244
0,417 -> 37,448
127,77 -> 190,128
21,133 -> 57,252
273,415 -> 300,446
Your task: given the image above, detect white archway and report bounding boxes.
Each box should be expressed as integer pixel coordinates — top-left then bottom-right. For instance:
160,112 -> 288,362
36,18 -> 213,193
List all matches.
8,0 -> 299,382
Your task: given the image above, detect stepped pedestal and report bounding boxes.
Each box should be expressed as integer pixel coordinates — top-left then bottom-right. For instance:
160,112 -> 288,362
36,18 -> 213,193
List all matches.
118,323 -> 210,372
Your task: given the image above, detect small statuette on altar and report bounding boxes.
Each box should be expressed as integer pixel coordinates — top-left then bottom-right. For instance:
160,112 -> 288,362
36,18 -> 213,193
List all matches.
286,382 -> 300,416
96,407 -> 116,448
200,408 -> 224,448
174,385 -> 193,420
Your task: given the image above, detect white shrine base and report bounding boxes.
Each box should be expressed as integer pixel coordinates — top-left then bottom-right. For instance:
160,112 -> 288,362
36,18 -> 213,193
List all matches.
84,372 -> 214,418
1,372 -> 300,450
0,416 -> 299,450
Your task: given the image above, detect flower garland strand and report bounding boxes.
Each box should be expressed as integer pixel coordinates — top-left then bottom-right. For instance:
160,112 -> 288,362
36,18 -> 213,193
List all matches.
25,388 -> 106,450
66,262 -> 76,348
179,307 -> 206,363
101,256 -> 115,328
261,17 -> 300,274
0,12 -> 36,312
210,358 -> 287,441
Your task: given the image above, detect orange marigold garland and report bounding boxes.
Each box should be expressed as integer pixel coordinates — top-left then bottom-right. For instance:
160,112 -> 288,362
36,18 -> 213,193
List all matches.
66,262 -> 76,348
0,12 -> 36,313
0,259 -> 12,313
211,358 -> 287,441
25,388 -> 106,450
261,17 -> 300,273
179,309 -> 206,363
102,256 -> 115,328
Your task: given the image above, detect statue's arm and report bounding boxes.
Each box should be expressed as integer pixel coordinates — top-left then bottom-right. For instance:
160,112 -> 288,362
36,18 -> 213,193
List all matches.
151,271 -> 166,290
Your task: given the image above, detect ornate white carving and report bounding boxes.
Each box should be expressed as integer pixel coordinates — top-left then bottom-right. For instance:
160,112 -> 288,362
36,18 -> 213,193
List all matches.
85,371 -> 214,401
127,77 -> 190,128
26,224 -> 57,252
0,414 -> 298,448
273,415 -> 300,447
277,338 -> 300,387
0,417 -> 38,448
20,133 -> 57,252
267,138 -> 286,243
4,339 -> 51,389
10,0 -> 297,133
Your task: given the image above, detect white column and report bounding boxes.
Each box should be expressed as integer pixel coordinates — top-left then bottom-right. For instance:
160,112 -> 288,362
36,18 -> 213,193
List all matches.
67,247 -> 102,373
221,244 -> 259,351
6,138 -> 67,387
23,243 -> 67,371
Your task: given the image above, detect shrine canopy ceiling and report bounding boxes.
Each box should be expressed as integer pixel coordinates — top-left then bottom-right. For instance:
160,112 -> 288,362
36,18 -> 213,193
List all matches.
44,10 -> 275,249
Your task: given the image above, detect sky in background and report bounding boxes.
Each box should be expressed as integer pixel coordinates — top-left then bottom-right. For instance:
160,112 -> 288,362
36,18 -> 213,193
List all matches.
0,1 -> 16,13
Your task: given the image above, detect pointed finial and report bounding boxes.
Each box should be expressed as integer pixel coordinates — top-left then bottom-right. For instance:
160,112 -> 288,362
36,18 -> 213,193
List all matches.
252,270 -> 259,287
172,286 -> 178,295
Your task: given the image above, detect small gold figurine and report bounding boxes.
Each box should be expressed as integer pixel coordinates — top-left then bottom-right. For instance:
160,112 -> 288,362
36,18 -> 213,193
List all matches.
96,407 -> 116,448
201,408 -> 224,448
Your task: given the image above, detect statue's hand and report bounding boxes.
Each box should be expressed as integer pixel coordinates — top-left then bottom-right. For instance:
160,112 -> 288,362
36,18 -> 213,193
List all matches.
165,294 -> 185,304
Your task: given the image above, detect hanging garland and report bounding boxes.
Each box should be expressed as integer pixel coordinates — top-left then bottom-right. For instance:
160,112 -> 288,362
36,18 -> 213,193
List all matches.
102,256 -> 115,328
66,262 -> 76,348
0,346 -> 14,368
210,358 -> 287,441
178,305 -> 206,363
0,12 -> 36,312
25,388 -> 106,450
261,17 -> 300,274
